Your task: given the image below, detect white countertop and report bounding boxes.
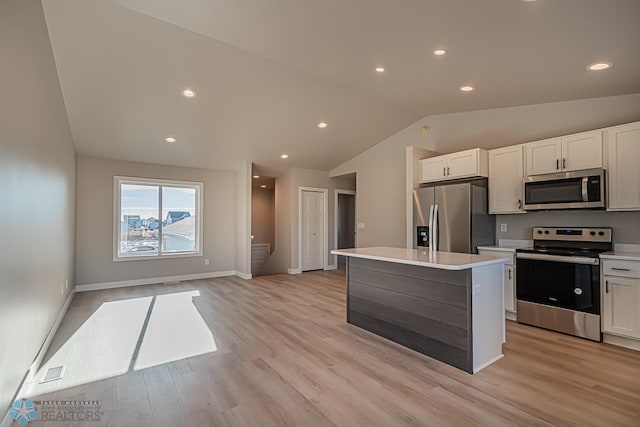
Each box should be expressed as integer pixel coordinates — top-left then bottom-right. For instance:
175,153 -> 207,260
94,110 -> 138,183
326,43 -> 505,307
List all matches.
478,239 -> 533,253
600,252 -> 640,262
477,245 -> 521,253
331,247 -> 509,270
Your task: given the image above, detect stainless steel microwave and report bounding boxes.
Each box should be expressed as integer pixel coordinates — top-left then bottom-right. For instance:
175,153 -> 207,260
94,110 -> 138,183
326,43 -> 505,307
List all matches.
523,168 -> 605,210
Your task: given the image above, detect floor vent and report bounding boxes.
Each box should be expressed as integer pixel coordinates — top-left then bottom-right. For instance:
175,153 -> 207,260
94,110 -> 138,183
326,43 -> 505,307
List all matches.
40,365 -> 65,383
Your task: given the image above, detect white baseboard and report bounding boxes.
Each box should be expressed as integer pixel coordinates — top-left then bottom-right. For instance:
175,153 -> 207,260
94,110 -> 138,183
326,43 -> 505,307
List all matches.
234,271 -> 252,280
324,264 -> 337,271
76,271 -> 236,292
2,288 -> 76,427
288,268 -> 302,275
506,311 -> 517,321
603,333 -> 640,351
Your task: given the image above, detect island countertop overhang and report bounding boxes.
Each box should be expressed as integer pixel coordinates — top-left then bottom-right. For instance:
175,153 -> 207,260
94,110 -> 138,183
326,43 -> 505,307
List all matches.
331,247 -> 509,271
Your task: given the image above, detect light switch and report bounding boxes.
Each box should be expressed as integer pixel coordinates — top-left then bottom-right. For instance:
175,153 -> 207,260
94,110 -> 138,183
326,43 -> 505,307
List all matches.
500,223 -> 508,232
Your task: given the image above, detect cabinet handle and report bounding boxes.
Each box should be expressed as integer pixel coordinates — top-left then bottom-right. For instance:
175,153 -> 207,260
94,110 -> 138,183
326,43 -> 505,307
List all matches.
443,167 -> 446,176
508,268 -> 512,280
611,267 -> 631,272
563,158 -> 566,169
605,280 -> 609,293
447,166 -> 450,176
517,199 -> 522,210
556,159 -> 560,170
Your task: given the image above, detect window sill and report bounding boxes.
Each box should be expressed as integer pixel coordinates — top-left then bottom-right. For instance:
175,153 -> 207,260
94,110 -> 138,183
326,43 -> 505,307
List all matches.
113,252 -> 203,262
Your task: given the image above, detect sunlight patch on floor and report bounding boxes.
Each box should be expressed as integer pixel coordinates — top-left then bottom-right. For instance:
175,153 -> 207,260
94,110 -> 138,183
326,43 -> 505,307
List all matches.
26,296 -> 152,397
134,290 -> 217,370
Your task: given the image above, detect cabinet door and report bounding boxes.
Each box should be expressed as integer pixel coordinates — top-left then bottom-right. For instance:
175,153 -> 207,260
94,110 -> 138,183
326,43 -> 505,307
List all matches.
419,156 -> 448,183
447,149 -> 478,179
603,276 -> 640,338
504,265 -> 516,313
562,130 -> 603,171
607,122 -> 640,211
525,138 -> 562,175
489,145 -> 524,214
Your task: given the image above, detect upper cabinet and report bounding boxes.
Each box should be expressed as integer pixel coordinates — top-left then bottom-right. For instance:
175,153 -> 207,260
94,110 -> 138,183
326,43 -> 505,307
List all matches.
606,121 -> 640,211
489,145 -> 525,214
419,148 -> 488,184
525,130 -> 603,176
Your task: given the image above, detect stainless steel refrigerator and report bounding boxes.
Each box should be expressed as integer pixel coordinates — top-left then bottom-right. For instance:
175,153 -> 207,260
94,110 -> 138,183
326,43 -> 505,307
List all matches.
413,179 -> 495,253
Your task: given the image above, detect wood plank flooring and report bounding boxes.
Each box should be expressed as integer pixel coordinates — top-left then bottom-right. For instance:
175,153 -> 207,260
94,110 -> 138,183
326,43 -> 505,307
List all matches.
25,270 -> 640,426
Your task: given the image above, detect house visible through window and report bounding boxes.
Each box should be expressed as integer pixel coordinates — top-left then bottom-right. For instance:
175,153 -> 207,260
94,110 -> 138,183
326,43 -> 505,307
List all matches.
115,177 -> 203,260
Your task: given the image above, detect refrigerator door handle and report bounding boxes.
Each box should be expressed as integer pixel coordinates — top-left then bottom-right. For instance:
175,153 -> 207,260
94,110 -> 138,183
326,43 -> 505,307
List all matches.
433,204 -> 439,251
428,205 -> 434,249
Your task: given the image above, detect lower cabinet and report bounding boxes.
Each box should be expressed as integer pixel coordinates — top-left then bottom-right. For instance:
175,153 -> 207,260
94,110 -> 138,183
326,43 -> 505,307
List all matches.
602,266 -> 640,339
479,249 -> 516,315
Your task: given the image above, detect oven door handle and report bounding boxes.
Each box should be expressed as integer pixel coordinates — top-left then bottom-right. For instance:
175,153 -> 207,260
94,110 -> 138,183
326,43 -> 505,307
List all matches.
516,252 -> 599,265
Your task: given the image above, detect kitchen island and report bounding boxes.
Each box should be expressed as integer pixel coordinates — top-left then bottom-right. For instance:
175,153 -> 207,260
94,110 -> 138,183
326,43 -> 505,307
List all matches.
331,247 -> 509,374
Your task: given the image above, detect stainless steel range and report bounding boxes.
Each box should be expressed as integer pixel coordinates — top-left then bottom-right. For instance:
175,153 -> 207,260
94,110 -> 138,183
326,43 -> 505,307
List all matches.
515,227 -> 612,341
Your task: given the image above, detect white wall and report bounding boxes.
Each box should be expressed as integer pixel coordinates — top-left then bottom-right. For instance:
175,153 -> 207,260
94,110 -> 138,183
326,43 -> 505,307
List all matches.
331,94 -> 640,248
261,170 -> 292,275
235,161 -> 252,278
0,0 -> 77,412
75,156 -> 237,286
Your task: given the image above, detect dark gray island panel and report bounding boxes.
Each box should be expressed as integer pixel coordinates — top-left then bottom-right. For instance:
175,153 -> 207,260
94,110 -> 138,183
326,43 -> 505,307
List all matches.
347,257 -> 474,372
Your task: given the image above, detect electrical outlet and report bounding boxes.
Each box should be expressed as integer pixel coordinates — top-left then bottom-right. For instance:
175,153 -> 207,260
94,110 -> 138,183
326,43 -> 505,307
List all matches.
61,285 -> 64,296
65,279 -> 68,289
204,259 -> 210,266
500,223 -> 508,232
357,222 -> 365,230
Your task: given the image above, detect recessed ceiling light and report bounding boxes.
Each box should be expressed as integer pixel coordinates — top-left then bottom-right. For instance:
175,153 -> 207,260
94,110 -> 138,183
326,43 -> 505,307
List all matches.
165,137 -> 176,143
459,85 -> 474,92
260,185 -> 267,188
434,49 -> 447,56
253,175 -> 260,179
587,62 -> 612,71
182,89 -> 196,98
280,154 -> 289,159
375,67 -> 385,73
318,122 -> 328,128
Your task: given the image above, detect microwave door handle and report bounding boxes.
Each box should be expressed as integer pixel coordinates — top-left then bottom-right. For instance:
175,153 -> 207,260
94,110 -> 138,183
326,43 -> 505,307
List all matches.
582,177 -> 589,202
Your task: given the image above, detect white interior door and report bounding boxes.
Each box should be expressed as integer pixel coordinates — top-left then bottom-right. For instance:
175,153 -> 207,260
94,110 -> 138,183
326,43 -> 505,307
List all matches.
302,190 -> 324,271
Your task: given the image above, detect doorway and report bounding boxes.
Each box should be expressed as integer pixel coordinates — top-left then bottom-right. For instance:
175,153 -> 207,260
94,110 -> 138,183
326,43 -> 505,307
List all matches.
299,188 -> 328,272
335,190 -> 356,269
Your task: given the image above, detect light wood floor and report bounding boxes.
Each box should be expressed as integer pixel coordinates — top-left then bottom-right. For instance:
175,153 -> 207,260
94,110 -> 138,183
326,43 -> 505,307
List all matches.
27,270 -> 640,426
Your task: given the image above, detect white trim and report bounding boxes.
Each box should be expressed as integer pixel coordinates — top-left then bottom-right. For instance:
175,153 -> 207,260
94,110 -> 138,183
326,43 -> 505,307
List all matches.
324,264 -> 337,271
506,312 -> 517,321
235,271 -> 253,280
2,288 -> 76,426
288,268 -> 302,275
603,333 -> 640,351
298,187 -> 329,272
113,176 -> 204,261
76,271 -> 236,292
333,189 -> 356,266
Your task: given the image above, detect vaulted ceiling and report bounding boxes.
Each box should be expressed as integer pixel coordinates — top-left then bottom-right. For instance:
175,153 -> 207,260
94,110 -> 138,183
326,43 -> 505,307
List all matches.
42,0 -> 640,173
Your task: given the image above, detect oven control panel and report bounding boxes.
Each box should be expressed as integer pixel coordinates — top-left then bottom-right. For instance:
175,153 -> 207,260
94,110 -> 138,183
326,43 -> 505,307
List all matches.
532,227 -> 612,242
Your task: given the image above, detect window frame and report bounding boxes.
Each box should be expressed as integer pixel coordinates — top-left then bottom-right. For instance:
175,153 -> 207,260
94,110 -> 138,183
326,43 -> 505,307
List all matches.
113,176 -> 204,261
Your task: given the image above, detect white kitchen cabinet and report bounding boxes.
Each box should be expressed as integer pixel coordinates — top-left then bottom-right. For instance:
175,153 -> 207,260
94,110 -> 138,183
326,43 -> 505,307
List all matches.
562,130 -> 603,171
525,130 -> 603,176
603,275 -> 640,339
488,145 -> 525,214
606,121 -> 640,211
419,148 -> 488,184
478,248 -> 516,315
419,156 -> 448,183
525,137 -> 562,175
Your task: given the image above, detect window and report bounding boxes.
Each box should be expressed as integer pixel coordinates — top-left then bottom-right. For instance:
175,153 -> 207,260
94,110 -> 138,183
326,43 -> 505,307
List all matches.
114,177 -> 203,260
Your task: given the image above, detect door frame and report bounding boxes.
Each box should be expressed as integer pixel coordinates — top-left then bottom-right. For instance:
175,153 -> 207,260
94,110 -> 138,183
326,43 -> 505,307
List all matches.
334,189 -> 356,267
297,187 -> 329,273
